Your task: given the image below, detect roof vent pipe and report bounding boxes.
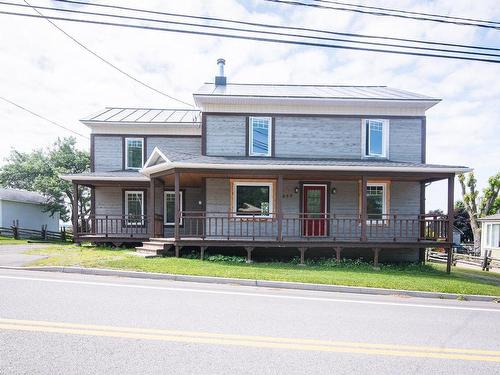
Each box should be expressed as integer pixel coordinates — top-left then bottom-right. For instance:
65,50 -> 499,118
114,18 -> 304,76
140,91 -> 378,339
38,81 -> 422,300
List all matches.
215,58 -> 226,86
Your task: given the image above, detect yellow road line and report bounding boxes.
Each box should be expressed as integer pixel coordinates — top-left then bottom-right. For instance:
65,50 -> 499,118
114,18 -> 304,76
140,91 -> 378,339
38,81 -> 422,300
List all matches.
0,319 -> 499,362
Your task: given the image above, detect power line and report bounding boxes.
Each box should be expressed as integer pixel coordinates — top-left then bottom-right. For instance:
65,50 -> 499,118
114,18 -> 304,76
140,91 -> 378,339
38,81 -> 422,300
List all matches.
312,0 -> 500,26
21,1 -> 194,108
0,95 -> 89,139
51,0 -> 500,53
1,9 -> 499,64
265,0 -> 500,30
9,1 -> 500,59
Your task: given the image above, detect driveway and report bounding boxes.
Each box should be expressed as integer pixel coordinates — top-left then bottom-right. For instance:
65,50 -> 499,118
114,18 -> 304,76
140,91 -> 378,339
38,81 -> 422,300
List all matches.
0,244 -> 49,267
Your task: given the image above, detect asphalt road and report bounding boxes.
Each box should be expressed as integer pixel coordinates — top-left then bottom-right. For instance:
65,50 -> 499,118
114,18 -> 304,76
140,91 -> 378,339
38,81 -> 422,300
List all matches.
0,268 -> 499,374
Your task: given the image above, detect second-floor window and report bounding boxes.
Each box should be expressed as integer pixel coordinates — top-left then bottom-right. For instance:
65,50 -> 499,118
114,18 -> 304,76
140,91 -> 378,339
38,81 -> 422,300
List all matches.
364,119 -> 388,158
125,138 -> 144,169
249,117 -> 272,156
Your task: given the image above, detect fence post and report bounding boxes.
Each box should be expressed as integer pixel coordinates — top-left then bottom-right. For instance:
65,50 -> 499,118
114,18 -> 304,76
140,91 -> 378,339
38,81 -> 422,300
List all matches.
12,220 -> 19,240
61,227 -> 66,242
41,224 -> 47,240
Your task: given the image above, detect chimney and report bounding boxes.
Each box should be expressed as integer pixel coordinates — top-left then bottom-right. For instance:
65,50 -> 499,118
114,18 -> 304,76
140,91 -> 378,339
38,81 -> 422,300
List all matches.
215,58 -> 226,86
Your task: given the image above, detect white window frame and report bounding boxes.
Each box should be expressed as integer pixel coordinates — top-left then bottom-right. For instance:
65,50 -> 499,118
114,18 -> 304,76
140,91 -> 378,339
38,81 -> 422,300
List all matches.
125,137 -> 144,170
485,223 -> 500,249
249,117 -> 272,157
124,190 -> 144,225
366,182 -> 389,222
232,181 -> 274,218
362,119 -> 389,158
164,191 -> 183,226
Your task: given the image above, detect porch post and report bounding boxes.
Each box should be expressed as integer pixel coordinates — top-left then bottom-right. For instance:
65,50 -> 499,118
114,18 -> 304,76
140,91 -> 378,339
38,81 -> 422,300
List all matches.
446,174 -> 455,274
419,181 -> 426,263
72,182 -> 79,242
147,177 -> 155,238
360,176 -> 368,241
174,171 -> 180,242
277,175 -> 283,241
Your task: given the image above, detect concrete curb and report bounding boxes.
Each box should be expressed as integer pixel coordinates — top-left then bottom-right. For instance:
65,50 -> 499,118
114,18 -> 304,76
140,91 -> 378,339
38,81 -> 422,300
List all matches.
1,265 -> 498,302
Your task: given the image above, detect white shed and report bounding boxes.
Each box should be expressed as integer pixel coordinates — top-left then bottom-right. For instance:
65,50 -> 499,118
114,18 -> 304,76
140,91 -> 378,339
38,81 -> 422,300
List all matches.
0,188 -> 60,232
479,214 -> 500,258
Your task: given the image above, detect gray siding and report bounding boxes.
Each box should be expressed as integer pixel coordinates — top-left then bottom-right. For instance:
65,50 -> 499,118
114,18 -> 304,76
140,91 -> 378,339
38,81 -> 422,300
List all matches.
93,135 -> 201,172
389,118 -> 422,163
205,115 -> 246,156
204,115 -> 423,162
95,187 -> 122,216
147,137 -> 201,157
275,117 -> 361,158
390,182 -> 420,215
0,200 -> 59,231
94,136 -> 122,172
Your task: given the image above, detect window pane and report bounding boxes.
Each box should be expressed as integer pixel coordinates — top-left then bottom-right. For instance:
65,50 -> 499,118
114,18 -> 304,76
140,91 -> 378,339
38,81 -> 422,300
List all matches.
165,193 -> 175,223
236,185 -> 270,215
251,118 -> 269,155
126,192 -> 143,218
306,189 -> 322,218
127,139 -> 143,168
367,121 -> 383,156
493,224 -> 500,247
367,185 -> 384,219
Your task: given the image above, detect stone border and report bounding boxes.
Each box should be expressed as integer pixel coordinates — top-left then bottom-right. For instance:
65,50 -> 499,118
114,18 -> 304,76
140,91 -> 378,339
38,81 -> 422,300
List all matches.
1,265 -> 498,303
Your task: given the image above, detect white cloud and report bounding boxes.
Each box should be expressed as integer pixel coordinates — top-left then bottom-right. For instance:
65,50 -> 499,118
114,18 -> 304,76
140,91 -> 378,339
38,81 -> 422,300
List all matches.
0,0 -> 499,211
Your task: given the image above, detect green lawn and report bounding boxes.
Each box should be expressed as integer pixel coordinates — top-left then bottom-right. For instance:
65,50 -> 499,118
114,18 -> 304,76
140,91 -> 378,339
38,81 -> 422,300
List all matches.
25,245 -> 500,297
0,236 -> 28,245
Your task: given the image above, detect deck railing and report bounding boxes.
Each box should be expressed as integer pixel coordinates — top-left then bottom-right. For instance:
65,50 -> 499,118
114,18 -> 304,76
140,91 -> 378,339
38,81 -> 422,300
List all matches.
76,212 -> 449,242
77,214 -> 149,238
179,211 -> 449,242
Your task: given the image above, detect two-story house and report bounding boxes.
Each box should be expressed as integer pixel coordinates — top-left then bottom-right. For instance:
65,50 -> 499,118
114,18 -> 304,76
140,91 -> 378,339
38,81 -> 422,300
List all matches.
63,59 -> 470,271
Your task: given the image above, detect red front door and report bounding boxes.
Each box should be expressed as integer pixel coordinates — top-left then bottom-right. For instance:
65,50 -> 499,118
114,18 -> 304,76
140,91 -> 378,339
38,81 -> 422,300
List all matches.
302,185 -> 327,236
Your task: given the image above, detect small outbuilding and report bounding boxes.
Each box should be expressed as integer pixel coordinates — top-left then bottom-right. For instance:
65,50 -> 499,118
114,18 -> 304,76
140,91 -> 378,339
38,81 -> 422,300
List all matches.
479,214 -> 500,258
0,188 -> 60,232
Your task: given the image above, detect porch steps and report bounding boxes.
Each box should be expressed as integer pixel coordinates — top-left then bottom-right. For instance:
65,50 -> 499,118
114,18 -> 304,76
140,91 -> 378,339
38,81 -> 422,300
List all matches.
135,240 -> 171,257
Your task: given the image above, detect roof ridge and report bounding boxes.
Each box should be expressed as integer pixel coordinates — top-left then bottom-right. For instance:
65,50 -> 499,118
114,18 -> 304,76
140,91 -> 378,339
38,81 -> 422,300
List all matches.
203,82 -> 387,88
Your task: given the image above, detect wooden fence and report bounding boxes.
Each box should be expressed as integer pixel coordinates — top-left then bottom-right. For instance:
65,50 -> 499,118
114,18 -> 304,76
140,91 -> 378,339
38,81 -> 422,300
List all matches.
0,221 -> 72,242
427,249 -> 500,271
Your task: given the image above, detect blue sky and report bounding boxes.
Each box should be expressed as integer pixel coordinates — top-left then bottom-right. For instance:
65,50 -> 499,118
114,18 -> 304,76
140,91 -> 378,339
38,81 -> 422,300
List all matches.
0,0 -> 499,210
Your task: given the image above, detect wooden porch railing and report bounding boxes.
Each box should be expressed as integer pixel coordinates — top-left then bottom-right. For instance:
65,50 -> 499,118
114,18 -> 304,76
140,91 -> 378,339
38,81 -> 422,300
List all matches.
179,211 -> 449,242
77,214 -> 149,238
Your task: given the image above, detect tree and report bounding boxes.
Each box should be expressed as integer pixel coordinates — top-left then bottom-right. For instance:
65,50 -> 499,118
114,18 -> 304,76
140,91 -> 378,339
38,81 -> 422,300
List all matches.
453,201 -> 473,243
0,137 -> 90,222
458,172 -> 500,252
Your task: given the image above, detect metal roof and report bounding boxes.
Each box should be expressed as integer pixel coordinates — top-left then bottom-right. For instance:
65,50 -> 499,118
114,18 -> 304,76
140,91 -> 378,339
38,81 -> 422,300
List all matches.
0,188 -> 47,204
141,149 -> 471,176
194,83 -> 439,101
81,108 -> 201,124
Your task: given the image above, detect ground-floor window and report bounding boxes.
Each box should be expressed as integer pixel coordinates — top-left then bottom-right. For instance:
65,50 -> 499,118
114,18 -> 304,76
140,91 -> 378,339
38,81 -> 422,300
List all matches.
366,182 -> 389,220
485,223 -> 500,248
124,190 -> 144,225
231,180 -> 275,217
164,191 -> 183,225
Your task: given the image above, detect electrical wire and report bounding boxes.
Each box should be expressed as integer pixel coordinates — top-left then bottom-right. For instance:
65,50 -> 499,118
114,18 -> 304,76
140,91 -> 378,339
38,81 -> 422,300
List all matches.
265,0 -> 500,30
0,5 -> 499,63
21,1 -> 194,108
0,95 -> 89,139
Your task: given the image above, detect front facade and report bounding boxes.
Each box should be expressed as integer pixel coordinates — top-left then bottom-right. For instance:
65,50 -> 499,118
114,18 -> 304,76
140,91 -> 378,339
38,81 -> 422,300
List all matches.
63,61 -> 470,269
479,214 -> 500,258
0,188 -> 60,232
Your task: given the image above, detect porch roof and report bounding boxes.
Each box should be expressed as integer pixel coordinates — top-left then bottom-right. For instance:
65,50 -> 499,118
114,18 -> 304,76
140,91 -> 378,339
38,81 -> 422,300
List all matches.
60,171 -> 149,182
141,148 -> 471,176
